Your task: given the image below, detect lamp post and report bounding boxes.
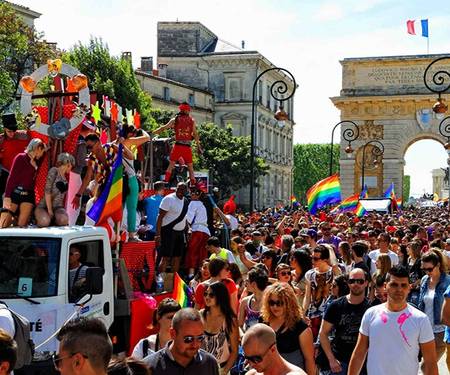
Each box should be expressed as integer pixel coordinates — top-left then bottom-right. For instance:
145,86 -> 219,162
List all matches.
361,140 -> 385,192
250,67 -> 296,212
329,120 -> 360,176
438,116 -> 450,212
423,56 -> 450,116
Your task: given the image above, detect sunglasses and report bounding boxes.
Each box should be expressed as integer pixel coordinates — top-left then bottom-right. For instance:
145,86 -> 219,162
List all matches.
52,353 -> 88,370
244,343 -> 275,363
279,271 -> 291,277
348,279 -> 365,285
268,299 -> 283,307
203,291 -> 215,298
421,266 -> 435,273
183,335 -> 205,344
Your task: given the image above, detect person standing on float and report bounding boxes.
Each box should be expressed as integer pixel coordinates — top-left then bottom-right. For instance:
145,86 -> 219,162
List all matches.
153,102 -> 202,185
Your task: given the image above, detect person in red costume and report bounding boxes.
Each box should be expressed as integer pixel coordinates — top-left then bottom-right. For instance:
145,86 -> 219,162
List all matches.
0,113 -> 31,206
153,102 -> 202,185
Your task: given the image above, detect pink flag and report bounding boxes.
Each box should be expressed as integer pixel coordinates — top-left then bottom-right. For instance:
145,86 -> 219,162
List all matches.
407,20 -> 415,35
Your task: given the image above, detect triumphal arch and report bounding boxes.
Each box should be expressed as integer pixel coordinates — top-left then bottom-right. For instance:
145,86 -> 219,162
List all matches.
331,54 -> 450,199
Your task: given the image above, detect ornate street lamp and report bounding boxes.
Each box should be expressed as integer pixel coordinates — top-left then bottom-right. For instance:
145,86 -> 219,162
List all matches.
423,56 -> 450,116
250,67 -> 296,212
438,116 -> 450,211
361,140 -> 385,192
329,120 -> 359,176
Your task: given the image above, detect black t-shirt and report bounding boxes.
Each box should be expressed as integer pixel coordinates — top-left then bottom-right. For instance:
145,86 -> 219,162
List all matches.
322,296 -> 370,362
275,319 -> 309,353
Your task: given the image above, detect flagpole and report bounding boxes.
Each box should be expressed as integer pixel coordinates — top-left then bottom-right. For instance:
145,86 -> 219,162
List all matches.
427,36 -> 429,54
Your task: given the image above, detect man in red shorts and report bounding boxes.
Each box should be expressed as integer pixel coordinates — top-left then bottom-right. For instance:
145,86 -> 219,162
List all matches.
153,102 -> 202,185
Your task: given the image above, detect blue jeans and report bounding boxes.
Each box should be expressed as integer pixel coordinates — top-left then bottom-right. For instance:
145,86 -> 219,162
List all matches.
319,362 -> 348,375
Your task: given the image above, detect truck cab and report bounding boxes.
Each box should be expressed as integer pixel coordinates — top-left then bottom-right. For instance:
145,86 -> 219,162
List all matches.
0,226 -> 114,356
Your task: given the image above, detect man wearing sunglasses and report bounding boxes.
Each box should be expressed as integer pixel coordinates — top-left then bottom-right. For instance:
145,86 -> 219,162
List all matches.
242,323 -> 306,375
318,268 -> 370,375
145,308 -> 219,375
54,317 -> 112,375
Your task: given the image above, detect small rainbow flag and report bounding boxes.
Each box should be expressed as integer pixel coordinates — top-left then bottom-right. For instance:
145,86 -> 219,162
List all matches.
331,193 -> 359,214
384,182 -> 398,210
173,272 -> 192,308
290,195 -> 299,208
306,174 -> 341,215
87,145 -> 123,224
397,198 -> 402,209
355,201 -> 367,217
360,185 -> 369,199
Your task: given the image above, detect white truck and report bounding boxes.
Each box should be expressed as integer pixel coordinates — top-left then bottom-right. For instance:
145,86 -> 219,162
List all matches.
0,225 -> 136,374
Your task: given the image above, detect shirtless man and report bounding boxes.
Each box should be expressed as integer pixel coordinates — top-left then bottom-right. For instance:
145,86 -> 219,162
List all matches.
242,324 -> 306,375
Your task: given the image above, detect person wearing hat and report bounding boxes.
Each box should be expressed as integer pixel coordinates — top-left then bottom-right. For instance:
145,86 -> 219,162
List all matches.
153,102 -> 202,186
0,113 -> 31,206
299,228 -> 318,251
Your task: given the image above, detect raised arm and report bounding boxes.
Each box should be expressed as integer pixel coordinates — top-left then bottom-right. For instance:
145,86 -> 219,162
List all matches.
153,118 -> 175,135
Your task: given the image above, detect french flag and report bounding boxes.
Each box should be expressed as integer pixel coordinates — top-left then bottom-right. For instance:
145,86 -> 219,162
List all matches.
407,19 -> 429,37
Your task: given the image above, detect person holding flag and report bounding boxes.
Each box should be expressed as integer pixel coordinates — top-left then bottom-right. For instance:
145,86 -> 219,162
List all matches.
153,102 -> 202,186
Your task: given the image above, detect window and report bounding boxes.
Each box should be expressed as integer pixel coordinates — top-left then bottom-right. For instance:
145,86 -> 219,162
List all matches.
227,78 -> 242,101
266,84 -> 271,108
0,237 -> 61,297
163,87 -> 170,101
188,93 -> 195,107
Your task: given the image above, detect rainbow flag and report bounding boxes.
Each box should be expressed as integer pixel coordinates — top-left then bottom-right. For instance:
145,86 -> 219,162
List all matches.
384,182 -> 398,210
331,193 -> 359,214
87,145 -> 123,224
355,201 -> 367,217
306,174 -> 341,215
173,272 -> 192,308
397,198 -> 403,208
360,185 -> 369,199
290,195 -> 299,208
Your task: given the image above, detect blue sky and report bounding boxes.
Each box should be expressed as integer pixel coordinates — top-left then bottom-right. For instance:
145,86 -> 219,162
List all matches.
13,0 -> 450,196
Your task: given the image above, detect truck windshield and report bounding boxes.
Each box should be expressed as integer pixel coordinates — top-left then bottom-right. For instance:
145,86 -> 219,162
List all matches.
0,237 -> 61,298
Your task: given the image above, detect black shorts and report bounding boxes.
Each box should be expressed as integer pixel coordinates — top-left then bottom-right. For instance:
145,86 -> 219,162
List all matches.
160,226 -> 186,258
10,187 -> 35,205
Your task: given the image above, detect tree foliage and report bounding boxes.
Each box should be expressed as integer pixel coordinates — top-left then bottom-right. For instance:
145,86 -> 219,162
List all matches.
62,38 -> 156,130
0,2 -> 54,111
293,143 -> 339,203
194,123 -> 269,198
402,175 -> 410,201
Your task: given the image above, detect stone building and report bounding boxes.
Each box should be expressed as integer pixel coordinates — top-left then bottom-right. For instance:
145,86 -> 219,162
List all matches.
136,60 -> 214,124
332,54 -> 450,199
432,168 -> 449,199
151,21 -> 295,209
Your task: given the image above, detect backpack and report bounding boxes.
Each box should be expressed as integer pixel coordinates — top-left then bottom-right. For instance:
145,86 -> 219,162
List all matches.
0,303 -> 35,369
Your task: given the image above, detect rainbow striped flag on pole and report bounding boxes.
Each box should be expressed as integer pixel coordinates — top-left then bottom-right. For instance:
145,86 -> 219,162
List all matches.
87,145 -> 124,224
306,174 -> 341,215
360,185 -> 369,199
355,201 -> 367,217
173,272 -> 192,308
331,193 -> 359,214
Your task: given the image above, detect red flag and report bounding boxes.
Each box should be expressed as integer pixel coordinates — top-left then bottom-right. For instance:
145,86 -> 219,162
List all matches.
133,111 -> 141,129
407,20 -> 416,35
223,195 -> 236,214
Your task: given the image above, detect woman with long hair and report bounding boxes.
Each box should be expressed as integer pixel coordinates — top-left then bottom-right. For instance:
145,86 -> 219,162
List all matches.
131,298 -> 181,359
290,249 -> 313,307
260,282 -> 315,375
189,259 -> 210,290
418,249 -> 450,364
407,240 -> 424,306
35,152 -> 75,227
201,281 -> 239,375
369,253 -> 391,301
338,241 -> 353,272
0,138 -> 47,228
122,124 -> 150,242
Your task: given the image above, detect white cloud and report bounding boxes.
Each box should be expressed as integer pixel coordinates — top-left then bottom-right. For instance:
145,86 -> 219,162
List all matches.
314,2 -> 345,21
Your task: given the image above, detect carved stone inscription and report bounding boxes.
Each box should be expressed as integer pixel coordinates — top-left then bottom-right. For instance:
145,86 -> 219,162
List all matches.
362,66 -> 425,86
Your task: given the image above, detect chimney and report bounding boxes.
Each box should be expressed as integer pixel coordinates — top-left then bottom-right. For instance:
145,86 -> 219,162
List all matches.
122,51 -> 132,62
158,63 -> 168,78
241,40 -> 245,49
140,56 -> 153,73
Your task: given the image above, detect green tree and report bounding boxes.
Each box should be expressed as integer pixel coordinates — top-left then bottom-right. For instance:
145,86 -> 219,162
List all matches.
62,38 -> 156,130
293,143 -> 339,203
402,175 -> 410,202
0,2 -> 54,110
194,123 -> 269,198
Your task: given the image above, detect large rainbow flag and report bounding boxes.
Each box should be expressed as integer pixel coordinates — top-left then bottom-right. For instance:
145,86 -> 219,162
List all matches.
331,193 -> 359,214
306,174 -> 341,215
87,145 -> 124,224
173,272 -> 192,308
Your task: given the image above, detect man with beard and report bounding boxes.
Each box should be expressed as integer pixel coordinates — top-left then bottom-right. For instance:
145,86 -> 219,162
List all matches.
318,268 -> 371,375
348,265 -> 438,375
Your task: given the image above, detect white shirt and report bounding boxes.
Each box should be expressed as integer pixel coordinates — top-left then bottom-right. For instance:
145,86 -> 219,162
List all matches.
0,306 -> 15,337
368,249 -> 399,275
360,303 -> 434,375
186,201 -> 210,235
423,288 -> 445,333
131,334 -> 157,359
160,193 -> 187,231
226,214 -> 239,230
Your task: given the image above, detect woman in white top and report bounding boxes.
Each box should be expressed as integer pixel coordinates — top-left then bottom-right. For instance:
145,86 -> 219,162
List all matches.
131,298 -> 181,359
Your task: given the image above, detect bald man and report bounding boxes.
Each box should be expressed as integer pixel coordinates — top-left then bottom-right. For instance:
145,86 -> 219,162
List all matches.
242,324 -> 306,375
318,268 -> 370,375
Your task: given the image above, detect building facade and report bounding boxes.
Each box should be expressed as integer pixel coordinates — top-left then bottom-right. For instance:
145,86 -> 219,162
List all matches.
7,1 -> 41,27
151,21 -> 295,209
